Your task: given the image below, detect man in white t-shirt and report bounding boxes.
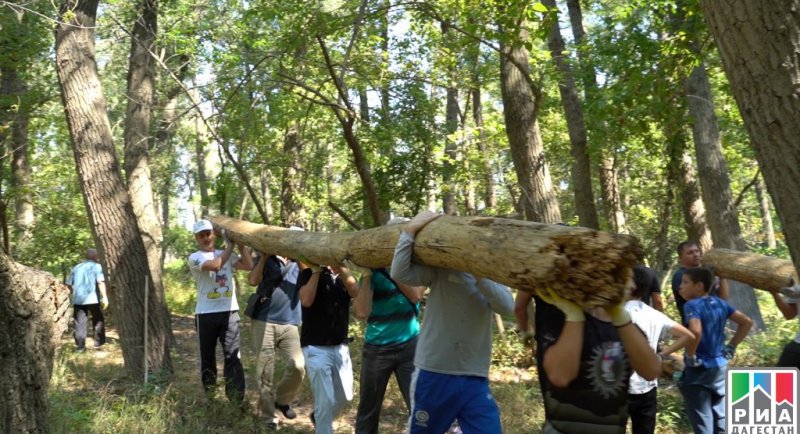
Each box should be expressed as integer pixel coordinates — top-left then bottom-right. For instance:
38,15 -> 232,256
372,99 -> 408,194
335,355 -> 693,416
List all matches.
769,284 -> 800,368
625,265 -> 694,434
188,219 -> 252,403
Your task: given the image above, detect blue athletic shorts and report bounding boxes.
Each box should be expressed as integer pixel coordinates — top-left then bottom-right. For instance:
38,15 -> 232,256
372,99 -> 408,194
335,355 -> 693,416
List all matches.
408,368 -> 502,434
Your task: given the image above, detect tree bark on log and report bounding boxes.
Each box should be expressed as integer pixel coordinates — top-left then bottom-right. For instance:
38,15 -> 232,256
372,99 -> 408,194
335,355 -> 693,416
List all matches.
0,253 -> 71,434
702,248 -> 796,292
211,215 -> 643,307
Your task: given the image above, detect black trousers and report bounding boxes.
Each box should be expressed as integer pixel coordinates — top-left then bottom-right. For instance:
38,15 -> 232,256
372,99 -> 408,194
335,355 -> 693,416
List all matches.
196,311 -> 245,402
778,341 -> 800,368
628,388 -> 658,434
73,303 -> 105,350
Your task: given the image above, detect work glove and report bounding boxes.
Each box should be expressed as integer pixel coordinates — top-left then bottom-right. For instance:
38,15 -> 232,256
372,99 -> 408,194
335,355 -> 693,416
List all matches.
723,344 -> 737,360
299,255 -> 321,273
606,300 -> 632,328
101,297 -> 109,310
686,355 -> 703,368
779,283 -> 800,298
537,289 -> 585,322
342,259 -> 371,277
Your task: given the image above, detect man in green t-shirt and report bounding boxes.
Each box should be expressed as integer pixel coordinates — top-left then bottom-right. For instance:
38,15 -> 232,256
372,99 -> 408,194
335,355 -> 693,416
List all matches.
348,217 -> 426,434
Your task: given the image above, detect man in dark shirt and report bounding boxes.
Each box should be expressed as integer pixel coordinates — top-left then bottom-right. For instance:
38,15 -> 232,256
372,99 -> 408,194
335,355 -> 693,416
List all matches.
670,241 -> 729,324
297,262 -> 359,434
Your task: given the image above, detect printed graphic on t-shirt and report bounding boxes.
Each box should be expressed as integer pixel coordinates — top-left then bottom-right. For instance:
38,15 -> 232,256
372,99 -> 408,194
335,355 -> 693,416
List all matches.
207,273 -> 232,299
587,341 -> 626,399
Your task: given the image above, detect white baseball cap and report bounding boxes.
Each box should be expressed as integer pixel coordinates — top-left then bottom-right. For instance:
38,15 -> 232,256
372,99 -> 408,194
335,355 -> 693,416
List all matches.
193,219 -> 213,234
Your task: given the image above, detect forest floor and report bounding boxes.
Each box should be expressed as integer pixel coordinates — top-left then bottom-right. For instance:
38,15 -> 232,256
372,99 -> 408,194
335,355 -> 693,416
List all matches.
49,311 -> 543,433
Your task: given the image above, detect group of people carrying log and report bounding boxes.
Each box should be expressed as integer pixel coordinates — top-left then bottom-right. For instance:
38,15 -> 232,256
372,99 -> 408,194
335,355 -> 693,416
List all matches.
184,213 -> 800,434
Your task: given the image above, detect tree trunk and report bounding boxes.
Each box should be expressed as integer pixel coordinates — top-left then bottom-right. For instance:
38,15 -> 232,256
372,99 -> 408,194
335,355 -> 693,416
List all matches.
192,84 -> 210,217
152,54 -> 190,246
698,0 -> 800,291
672,129 -> 713,252
543,0 -> 599,230
317,35 -> 384,226
211,215 -> 642,307
703,248 -> 796,292
653,170 -> 676,275
565,0 -> 625,232
0,66 -> 34,248
471,86 -> 496,211
755,175 -> 776,249
280,123 -> 305,227
123,0 -> 168,330
685,61 -> 764,329
54,0 -> 172,380
0,253 -> 72,434
498,26 -> 561,224
441,21 -> 459,216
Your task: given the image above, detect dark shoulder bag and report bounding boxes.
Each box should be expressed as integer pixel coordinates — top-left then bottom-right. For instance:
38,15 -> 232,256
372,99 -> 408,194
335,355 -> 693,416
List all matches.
244,256 -> 281,319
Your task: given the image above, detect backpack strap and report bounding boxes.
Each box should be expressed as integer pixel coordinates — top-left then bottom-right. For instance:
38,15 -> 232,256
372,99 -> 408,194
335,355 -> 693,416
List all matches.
375,268 -> 419,316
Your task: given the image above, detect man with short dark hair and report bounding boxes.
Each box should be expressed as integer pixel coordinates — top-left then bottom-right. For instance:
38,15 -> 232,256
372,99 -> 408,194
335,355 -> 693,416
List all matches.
670,241 -> 729,324
66,248 -> 108,352
188,219 -> 252,403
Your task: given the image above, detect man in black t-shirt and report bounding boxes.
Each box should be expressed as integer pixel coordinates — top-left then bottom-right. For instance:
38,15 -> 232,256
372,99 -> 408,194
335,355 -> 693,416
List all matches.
533,289 -> 661,434
297,263 -> 359,434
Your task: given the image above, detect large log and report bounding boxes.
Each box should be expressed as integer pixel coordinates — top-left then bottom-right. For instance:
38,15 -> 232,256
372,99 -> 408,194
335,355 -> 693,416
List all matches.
702,248 -> 797,292
210,215 -> 643,307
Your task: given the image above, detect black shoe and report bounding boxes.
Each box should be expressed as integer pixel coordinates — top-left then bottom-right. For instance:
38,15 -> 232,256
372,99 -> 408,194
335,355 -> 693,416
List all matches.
276,402 -> 297,420
310,411 -> 315,427
76,347 -> 86,353
266,422 -> 278,431
93,341 -> 105,349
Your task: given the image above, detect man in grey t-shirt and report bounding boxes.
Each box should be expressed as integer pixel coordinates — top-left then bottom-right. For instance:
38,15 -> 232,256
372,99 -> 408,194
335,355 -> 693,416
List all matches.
390,211 -> 514,434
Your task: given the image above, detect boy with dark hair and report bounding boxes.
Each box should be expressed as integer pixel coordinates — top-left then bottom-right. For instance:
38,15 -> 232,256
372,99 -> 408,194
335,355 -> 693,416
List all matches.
626,265 -> 694,434
678,267 -> 753,434
670,241 -> 729,324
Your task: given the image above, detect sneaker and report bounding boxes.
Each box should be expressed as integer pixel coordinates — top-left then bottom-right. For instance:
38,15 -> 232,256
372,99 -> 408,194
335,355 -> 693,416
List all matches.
93,341 -> 105,349
276,402 -> 297,419
266,422 -> 278,431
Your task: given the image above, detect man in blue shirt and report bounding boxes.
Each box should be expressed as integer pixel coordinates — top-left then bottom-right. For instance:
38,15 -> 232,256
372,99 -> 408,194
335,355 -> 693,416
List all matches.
65,248 -> 108,352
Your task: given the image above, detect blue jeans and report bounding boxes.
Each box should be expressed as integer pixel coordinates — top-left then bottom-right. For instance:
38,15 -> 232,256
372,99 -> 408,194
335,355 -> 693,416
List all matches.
355,337 -> 416,434
678,366 -> 726,434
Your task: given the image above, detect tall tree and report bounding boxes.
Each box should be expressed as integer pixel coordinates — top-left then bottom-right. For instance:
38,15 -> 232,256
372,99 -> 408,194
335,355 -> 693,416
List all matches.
564,0 -> 626,232
754,175 -> 776,249
698,0 -> 800,275
682,19 -> 764,328
498,23 -> 562,223
280,123 -> 305,227
123,0 -> 168,324
441,21 -> 459,215
542,0 -> 599,229
54,0 -> 172,380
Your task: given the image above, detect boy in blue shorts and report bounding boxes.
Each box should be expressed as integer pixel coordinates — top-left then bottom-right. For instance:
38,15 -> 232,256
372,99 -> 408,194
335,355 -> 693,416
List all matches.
678,267 -> 753,434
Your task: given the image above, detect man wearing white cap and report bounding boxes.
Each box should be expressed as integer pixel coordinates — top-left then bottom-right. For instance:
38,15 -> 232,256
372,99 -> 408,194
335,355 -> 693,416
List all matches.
188,219 -> 253,403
